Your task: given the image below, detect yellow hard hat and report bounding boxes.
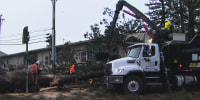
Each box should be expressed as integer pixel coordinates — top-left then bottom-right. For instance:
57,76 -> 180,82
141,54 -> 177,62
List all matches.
165,21 -> 171,26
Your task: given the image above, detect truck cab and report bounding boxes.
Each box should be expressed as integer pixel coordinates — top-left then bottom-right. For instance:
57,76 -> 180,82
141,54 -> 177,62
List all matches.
104,43 -> 161,93
105,35 -> 200,94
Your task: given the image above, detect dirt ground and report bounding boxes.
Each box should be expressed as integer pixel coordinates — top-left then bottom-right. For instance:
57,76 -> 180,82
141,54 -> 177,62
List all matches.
0,86 -> 105,100
0,86 -> 200,100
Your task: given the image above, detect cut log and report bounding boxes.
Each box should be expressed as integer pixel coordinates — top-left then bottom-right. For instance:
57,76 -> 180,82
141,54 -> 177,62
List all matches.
38,75 -> 53,87
0,70 -> 55,93
57,71 -> 104,88
0,70 -> 35,93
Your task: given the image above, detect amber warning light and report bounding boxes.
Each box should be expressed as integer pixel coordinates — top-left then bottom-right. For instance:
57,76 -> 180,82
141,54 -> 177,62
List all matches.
179,64 -> 183,68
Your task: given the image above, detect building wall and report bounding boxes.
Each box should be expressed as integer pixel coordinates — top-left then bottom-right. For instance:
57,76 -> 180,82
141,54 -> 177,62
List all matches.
0,39 -> 130,69
37,50 -> 50,66
2,54 -> 24,66
72,45 -> 87,63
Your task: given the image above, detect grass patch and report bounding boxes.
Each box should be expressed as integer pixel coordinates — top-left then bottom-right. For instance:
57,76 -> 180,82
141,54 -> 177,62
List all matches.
0,94 -> 14,99
25,95 -> 35,100
72,91 -> 88,99
39,95 -> 46,100
174,89 -> 193,100
55,94 -> 66,100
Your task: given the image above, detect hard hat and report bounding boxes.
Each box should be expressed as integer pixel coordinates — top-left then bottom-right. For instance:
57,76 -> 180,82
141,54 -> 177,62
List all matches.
72,64 -> 75,68
36,60 -> 40,64
165,21 -> 171,26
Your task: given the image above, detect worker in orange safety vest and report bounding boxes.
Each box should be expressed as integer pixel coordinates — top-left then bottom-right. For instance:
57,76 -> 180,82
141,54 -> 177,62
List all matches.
70,64 -> 75,74
30,60 -> 40,85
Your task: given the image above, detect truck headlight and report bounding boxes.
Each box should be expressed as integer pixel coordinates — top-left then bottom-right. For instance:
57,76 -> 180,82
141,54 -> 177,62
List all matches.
118,69 -> 124,73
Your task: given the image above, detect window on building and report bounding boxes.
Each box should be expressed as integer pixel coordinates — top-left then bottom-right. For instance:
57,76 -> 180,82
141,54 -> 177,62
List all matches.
45,56 -> 49,65
80,51 -> 86,62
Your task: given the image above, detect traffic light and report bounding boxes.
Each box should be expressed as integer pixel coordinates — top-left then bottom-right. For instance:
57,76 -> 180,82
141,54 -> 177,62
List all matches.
22,26 -> 30,44
46,33 -> 52,47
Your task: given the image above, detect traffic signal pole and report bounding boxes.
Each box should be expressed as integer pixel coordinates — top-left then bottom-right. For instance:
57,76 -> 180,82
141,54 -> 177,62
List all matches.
25,40 -> 29,93
22,26 -> 29,93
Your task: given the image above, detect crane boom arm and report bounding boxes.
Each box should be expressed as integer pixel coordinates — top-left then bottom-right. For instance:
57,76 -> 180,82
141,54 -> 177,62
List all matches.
110,0 -> 163,43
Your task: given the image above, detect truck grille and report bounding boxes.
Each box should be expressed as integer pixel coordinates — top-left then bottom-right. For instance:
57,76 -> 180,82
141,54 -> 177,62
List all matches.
104,63 -> 112,75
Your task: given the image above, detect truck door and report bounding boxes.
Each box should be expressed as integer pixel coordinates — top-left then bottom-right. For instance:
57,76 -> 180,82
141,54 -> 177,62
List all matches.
140,45 -> 160,72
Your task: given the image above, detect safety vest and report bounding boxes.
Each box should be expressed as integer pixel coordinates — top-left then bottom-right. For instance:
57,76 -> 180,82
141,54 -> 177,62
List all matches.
163,21 -> 171,30
70,64 -> 75,74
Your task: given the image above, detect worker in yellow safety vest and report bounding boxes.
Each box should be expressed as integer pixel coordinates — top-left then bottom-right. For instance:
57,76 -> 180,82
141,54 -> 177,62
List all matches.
163,21 -> 171,30
162,21 -> 174,41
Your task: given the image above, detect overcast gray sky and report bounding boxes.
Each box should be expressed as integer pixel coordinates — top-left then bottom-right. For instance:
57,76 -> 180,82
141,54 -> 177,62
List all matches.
0,0 -> 149,54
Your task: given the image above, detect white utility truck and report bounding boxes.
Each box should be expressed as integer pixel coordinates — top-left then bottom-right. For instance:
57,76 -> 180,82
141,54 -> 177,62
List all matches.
104,0 -> 200,94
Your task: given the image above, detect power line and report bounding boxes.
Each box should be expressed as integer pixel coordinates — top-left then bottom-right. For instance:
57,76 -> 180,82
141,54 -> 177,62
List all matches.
29,40 -> 46,44
0,32 -> 48,43
0,28 -> 50,45
0,38 -> 21,41
0,36 -> 46,44
0,33 -> 22,39
0,28 -> 51,39
0,38 -> 22,44
0,43 -> 22,45
0,40 -> 46,45
30,28 -> 52,33
30,33 -> 47,38
0,41 -> 22,44
29,37 -> 46,41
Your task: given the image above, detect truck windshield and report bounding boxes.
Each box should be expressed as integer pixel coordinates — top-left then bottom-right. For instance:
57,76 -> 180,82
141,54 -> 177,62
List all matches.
127,45 -> 142,58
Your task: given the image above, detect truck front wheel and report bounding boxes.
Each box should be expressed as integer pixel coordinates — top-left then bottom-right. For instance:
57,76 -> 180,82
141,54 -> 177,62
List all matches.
124,76 -> 144,94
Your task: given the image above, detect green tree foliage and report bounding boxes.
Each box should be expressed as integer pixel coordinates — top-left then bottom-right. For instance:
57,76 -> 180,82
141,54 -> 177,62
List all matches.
102,8 -> 143,55
195,6 -> 200,33
168,0 -> 187,33
84,7 -> 143,56
183,0 -> 200,40
146,0 -> 200,40
84,24 -> 103,40
117,14 -> 144,34
145,0 -> 167,27
101,8 -> 143,35
57,42 -> 76,67
63,42 -> 76,65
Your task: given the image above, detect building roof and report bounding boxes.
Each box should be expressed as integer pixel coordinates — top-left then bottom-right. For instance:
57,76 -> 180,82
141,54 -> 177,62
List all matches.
0,39 -> 94,58
124,33 -> 145,42
0,51 -> 7,57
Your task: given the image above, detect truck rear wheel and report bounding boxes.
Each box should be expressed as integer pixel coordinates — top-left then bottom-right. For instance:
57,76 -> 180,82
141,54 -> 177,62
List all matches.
124,76 -> 144,94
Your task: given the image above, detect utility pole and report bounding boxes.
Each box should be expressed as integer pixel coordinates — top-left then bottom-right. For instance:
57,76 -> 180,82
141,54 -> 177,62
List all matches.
0,15 -> 2,34
51,0 -> 57,74
0,14 -> 4,35
0,14 -> 5,45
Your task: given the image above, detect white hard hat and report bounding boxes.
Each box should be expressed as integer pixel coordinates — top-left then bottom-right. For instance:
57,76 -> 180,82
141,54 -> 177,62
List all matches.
36,60 -> 40,64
